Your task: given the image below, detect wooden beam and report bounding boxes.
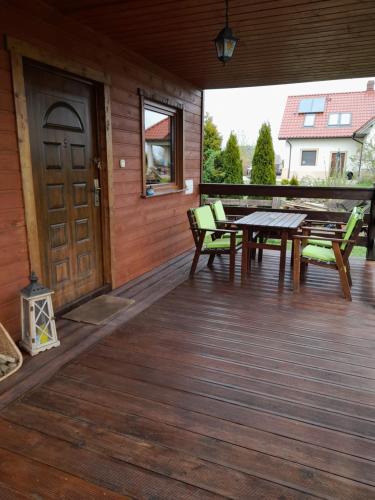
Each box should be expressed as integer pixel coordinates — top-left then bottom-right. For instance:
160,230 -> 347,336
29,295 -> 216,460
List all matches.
199,183 -> 375,200
102,84 -> 116,286
9,51 -> 42,279
366,183 -> 375,260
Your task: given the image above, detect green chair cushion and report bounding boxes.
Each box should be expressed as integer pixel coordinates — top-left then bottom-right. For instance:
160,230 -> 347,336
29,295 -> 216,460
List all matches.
307,206 -> 364,250
341,210 -> 362,249
194,205 -> 217,231
212,200 -> 227,222
308,238 -> 332,248
302,244 -> 335,262
194,206 -> 217,243
205,236 -> 242,249
211,201 -> 242,238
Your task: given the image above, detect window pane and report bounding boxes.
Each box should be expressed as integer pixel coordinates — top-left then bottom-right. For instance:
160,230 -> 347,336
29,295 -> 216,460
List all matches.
298,98 -> 312,113
144,109 -> 174,184
340,113 -> 351,125
328,113 -> 339,125
311,97 -> 325,112
304,114 -> 315,127
301,150 -> 317,166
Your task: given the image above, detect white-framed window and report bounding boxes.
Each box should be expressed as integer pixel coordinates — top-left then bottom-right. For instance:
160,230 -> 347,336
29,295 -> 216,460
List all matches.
304,114 -> 315,127
140,96 -> 184,197
301,150 -> 317,166
328,112 -> 352,126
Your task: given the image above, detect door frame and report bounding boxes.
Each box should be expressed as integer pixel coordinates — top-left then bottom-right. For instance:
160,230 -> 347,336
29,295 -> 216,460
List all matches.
329,150 -> 347,176
6,36 -> 115,291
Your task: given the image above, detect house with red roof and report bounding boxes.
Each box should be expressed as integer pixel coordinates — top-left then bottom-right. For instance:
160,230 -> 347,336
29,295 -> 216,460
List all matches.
144,116 -> 173,184
278,81 -> 375,179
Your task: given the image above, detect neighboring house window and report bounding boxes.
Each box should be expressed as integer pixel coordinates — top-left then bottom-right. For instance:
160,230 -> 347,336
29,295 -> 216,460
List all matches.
298,97 -> 326,113
328,112 -> 352,126
304,114 -> 315,127
301,150 -> 317,166
141,97 -> 184,196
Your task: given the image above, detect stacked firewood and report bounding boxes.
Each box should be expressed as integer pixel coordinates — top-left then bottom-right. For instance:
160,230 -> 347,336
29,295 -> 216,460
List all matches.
0,353 -> 18,377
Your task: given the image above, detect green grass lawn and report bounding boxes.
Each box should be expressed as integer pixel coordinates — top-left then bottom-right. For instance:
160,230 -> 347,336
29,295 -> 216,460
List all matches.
266,239 -> 367,258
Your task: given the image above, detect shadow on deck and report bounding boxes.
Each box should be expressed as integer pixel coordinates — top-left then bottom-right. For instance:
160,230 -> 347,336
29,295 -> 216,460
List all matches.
0,251 -> 374,498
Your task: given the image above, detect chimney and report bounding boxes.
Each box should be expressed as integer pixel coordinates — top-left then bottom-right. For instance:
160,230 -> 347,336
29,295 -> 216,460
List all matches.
367,80 -> 374,91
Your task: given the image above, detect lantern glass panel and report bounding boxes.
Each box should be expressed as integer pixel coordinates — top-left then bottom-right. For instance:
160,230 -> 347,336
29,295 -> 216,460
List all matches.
224,38 -> 236,58
35,298 -> 52,345
22,298 -> 30,338
215,38 -> 224,59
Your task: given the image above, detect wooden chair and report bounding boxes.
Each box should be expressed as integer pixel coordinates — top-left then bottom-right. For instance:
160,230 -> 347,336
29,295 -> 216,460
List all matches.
303,206 -> 365,247
210,200 -> 263,262
188,206 -> 242,279
290,205 -> 364,265
211,200 -> 240,223
293,209 -> 364,300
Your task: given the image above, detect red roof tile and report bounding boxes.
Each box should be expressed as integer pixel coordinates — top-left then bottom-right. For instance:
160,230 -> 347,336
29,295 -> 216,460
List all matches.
278,87 -> 375,139
145,117 -> 170,140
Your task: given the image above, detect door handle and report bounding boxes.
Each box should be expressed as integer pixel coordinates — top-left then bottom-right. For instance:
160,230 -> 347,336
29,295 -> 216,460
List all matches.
93,178 -> 101,207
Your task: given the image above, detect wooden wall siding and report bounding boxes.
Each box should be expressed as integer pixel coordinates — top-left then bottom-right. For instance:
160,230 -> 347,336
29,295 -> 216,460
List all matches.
0,1 -> 202,338
44,0 -> 375,89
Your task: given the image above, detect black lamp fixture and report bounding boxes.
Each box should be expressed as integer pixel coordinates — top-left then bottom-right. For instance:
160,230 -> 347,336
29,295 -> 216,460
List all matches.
214,0 -> 239,63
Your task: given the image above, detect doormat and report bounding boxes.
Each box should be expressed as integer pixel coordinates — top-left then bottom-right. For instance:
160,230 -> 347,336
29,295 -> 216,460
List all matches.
63,295 -> 135,325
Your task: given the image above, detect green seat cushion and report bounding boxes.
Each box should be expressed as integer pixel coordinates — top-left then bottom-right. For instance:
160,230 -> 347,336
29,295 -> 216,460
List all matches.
302,244 -> 335,262
205,236 -> 242,249
212,200 -> 227,221
308,238 -> 332,248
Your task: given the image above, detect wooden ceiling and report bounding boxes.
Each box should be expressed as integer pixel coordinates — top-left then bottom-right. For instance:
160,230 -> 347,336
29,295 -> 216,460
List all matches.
46,0 -> 375,89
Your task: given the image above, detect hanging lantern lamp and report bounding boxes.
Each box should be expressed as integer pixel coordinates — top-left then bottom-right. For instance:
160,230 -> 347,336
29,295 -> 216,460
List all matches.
214,0 -> 239,63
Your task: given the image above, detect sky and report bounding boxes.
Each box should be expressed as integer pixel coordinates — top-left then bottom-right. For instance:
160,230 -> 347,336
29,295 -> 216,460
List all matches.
204,77 -> 375,159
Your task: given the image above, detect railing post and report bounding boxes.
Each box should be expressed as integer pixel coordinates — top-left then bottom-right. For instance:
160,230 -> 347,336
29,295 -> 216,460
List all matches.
366,183 -> 375,261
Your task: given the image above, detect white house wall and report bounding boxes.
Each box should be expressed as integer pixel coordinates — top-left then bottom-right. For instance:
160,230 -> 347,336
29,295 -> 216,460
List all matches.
284,138 -> 361,180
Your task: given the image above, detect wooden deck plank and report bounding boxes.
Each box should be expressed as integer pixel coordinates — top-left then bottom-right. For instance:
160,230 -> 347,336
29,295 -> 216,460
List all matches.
0,446 -> 125,499
18,387 -> 375,500
0,251 -> 374,498
2,402 -> 314,500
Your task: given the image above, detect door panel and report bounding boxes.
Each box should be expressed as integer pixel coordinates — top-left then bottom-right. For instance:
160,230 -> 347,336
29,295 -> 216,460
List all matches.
24,62 -> 103,310
330,152 -> 346,176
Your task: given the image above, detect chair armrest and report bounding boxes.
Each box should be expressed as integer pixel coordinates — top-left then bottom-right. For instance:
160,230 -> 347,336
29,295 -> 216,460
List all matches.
300,226 -> 346,234
294,234 -> 355,244
197,227 -> 238,234
305,219 -> 344,226
215,220 -> 238,227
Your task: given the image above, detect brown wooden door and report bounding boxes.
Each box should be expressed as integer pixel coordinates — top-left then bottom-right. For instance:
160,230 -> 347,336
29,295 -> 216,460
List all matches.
24,61 -> 104,310
330,152 -> 346,176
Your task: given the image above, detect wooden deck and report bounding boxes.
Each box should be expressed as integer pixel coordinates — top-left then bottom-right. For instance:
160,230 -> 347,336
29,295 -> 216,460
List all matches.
0,251 -> 375,499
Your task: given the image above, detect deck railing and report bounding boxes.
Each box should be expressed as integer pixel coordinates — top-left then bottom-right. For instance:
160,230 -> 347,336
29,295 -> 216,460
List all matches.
199,183 -> 375,260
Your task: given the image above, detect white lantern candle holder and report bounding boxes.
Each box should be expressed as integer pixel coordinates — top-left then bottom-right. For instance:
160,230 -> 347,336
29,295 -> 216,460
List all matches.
20,272 -> 60,356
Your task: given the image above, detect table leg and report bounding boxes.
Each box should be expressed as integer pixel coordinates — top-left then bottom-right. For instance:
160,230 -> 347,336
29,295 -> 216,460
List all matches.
241,227 -> 249,280
279,230 -> 288,282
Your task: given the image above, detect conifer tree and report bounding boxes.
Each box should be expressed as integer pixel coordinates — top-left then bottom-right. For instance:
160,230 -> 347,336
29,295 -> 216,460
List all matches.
221,132 -> 243,184
203,113 -> 222,163
251,123 -> 276,185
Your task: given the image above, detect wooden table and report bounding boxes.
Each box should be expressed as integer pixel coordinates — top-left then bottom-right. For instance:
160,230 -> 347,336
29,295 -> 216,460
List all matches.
236,211 -> 307,282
